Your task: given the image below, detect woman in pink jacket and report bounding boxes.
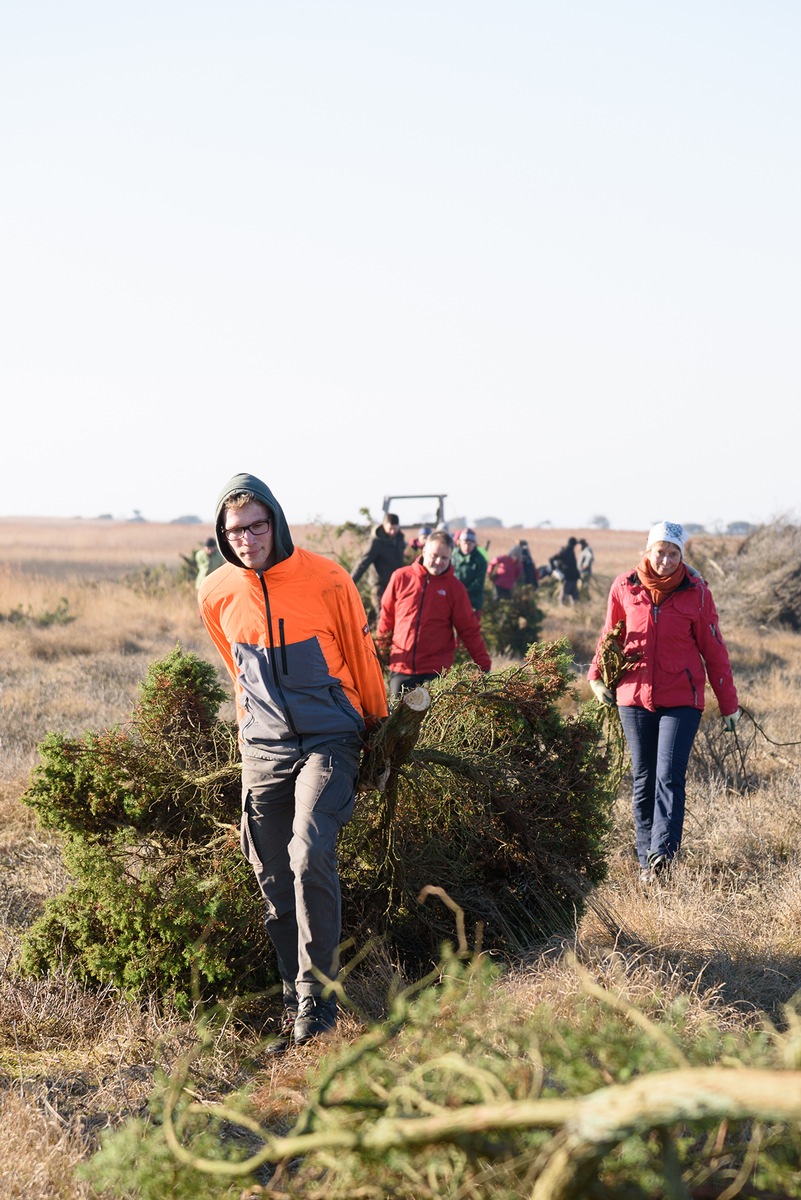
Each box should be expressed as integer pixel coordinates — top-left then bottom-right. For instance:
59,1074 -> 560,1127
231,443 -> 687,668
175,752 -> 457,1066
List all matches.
488,544 -> 523,600
588,521 -> 740,883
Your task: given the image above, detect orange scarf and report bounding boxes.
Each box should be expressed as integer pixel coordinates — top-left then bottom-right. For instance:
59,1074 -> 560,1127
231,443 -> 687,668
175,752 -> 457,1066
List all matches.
636,554 -> 686,605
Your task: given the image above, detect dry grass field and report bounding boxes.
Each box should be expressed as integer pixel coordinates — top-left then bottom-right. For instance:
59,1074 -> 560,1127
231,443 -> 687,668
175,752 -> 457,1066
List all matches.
2,518 -> 801,1197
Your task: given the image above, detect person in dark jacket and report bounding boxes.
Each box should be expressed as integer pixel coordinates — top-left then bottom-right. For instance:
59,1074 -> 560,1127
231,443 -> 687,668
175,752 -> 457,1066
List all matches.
550,537 -> 580,605
351,513 -> 406,617
451,527 -> 488,613
518,540 -> 539,588
588,520 -> 740,883
198,473 -> 388,1052
377,530 -> 491,698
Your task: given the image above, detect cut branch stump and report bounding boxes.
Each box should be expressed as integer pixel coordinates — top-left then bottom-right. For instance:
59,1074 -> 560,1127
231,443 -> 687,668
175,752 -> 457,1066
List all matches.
357,686 -> 431,794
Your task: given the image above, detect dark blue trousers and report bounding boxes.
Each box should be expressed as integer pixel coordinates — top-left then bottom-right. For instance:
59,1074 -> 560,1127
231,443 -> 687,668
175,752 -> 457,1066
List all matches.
618,705 -> 702,867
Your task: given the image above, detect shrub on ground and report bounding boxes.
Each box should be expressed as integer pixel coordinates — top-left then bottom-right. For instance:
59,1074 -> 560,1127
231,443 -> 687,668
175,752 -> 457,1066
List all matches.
18,647 -> 267,1010
692,521 -> 801,630
474,584 -> 544,658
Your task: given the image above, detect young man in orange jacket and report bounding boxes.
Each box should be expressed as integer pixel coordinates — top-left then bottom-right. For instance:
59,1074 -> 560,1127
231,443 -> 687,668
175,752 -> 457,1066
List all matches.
198,473 -> 387,1052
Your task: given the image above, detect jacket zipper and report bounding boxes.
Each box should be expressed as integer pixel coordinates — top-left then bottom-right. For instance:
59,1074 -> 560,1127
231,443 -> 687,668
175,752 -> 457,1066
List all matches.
653,591 -> 698,706
278,618 -> 289,674
651,602 -> 659,702
410,573 -> 430,674
257,571 -> 300,740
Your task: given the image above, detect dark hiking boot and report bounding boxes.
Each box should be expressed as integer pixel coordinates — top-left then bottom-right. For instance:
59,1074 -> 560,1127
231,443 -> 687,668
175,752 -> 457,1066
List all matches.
648,852 -> 670,876
265,1005 -> 298,1056
293,996 -> 338,1045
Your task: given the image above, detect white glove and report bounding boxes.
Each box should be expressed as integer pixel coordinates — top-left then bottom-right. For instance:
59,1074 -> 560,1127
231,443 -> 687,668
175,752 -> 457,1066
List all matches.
722,709 -> 741,732
590,679 -> 615,707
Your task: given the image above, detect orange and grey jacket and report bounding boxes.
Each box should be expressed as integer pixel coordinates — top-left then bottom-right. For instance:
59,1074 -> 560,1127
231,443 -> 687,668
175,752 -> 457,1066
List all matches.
198,473 -> 388,756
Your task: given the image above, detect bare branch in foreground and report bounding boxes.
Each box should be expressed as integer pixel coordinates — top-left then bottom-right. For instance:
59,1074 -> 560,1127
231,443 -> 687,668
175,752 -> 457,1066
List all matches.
161,1066 -> 801,1197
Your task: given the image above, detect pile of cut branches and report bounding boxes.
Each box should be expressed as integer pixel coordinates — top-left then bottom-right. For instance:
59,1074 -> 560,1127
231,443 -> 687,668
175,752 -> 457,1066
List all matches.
84,952 -> 801,1200
340,641 -> 617,969
587,619 -> 638,791
691,520 -> 801,630
19,647 -> 264,1009
18,642 -> 617,1005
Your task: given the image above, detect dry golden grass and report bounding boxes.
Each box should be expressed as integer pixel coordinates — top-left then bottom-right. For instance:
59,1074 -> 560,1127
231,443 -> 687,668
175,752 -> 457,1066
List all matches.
0,517 -> 216,576
0,1089 -> 93,1200
1,518 -> 800,1194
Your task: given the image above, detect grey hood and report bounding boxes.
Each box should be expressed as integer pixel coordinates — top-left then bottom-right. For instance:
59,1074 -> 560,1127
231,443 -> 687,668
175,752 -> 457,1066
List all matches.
213,473 -> 295,569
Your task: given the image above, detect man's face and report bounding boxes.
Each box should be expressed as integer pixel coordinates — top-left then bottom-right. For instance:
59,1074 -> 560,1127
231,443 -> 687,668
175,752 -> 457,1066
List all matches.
223,501 -> 276,571
422,539 -> 453,576
459,535 -> 476,555
383,518 -> 399,537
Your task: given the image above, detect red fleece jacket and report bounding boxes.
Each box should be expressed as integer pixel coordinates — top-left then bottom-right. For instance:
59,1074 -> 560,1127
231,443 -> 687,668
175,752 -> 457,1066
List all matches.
377,560 -> 491,676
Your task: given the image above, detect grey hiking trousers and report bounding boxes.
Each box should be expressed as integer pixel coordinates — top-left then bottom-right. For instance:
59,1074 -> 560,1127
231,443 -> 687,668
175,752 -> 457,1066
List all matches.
240,736 -> 361,1002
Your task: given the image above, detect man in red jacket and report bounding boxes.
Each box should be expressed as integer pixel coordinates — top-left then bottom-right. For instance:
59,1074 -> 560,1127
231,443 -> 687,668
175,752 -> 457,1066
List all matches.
377,529 -> 491,699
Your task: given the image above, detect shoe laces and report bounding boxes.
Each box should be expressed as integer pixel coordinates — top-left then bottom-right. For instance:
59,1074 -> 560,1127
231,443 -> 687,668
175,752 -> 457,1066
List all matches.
298,995 -> 321,1014
277,1006 -> 298,1036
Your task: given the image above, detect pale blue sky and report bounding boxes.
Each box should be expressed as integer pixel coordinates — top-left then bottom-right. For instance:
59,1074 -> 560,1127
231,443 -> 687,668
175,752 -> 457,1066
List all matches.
2,2 -> 799,531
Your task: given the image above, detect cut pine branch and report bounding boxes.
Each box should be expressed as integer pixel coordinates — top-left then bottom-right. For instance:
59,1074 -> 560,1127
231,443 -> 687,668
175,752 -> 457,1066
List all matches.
597,619 -> 641,690
357,685 -> 431,793
161,1066 -> 801,1189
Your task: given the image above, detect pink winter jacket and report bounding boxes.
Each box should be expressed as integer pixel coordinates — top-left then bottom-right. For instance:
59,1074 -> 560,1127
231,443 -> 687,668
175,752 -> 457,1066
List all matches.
488,554 -> 522,590
588,570 -> 738,714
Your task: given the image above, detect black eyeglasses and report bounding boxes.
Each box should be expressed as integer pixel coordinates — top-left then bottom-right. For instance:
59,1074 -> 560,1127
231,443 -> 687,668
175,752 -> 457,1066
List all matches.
223,518 -> 272,543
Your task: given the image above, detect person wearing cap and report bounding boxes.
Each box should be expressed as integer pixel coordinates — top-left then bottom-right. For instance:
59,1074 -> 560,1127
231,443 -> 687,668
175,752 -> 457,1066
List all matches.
588,520 -> 740,884
198,473 -> 388,1051
194,535 -> 224,589
452,528 -> 488,614
408,525 -> 432,554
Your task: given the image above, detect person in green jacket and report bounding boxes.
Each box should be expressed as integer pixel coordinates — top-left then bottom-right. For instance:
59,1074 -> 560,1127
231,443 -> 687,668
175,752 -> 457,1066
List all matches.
451,528 -> 488,615
194,537 -> 224,589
